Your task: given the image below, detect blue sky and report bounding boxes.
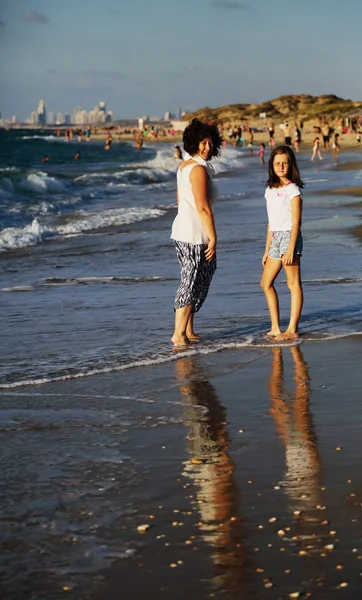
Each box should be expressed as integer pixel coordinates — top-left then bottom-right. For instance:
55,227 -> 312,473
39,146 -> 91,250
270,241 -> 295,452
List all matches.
0,0 -> 361,120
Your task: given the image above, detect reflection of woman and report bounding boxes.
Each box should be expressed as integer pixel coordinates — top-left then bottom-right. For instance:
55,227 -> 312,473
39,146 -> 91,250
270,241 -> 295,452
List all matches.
171,119 -> 222,346
269,346 -> 321,510
175,355 -> 247,595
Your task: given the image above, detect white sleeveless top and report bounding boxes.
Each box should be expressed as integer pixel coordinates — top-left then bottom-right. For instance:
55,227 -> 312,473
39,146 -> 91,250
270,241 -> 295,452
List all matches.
171,154 -> 218,245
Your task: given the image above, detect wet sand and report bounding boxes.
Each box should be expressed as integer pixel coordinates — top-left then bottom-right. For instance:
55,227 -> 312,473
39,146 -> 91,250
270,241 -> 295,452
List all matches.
92,338 -> 362,600
2,338 -> 362,599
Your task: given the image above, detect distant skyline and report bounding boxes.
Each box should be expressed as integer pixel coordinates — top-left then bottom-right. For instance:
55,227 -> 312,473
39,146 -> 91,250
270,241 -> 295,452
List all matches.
1,0 -> 362,120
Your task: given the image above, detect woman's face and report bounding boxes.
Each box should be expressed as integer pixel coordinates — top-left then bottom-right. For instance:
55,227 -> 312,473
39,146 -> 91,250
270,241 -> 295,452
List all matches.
198,137 -> 213,160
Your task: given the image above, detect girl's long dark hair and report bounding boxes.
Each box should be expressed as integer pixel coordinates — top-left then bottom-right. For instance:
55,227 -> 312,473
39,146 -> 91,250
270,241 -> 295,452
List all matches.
266,145 -> 304,188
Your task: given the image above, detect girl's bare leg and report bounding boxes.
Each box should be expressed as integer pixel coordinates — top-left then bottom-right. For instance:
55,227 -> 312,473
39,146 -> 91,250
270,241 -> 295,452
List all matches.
275,257 -> 303,340
185,312 -> 201,341
260,257 -> 283,336
171,305 -> 193,346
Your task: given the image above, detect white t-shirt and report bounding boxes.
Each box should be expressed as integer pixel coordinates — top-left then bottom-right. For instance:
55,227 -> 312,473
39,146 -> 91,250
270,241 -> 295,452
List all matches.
265,183 -> 301,232
171,155 -> 218,244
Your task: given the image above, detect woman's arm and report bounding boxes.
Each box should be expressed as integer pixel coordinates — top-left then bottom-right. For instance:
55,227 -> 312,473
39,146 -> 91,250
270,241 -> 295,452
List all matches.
190,165 -> 217,261
282,195 -> 302,265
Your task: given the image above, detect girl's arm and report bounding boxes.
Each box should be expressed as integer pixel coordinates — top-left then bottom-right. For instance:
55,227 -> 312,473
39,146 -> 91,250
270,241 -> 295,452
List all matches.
190,165 -> 217,261
282,195 -> 302,265
262,223 -> 272,265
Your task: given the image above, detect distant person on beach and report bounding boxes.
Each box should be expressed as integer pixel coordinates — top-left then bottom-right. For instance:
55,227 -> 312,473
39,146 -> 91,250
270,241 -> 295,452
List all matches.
261,146 -> 304,341
332,133 -> 341,161
133,129 -> 143,150
41,155 -> 50,163
256,143 -> 266,165
322,122 -> 330,151
284,122 -> 292,146
268,123 -> 275,147
174,145 -> 183,160
105,133 -> 113,151
311,137 -> 323,161
170,118 -> 222,347
74,151 -> 81,160
294,125 -> 301,153
247,128 -> 254,154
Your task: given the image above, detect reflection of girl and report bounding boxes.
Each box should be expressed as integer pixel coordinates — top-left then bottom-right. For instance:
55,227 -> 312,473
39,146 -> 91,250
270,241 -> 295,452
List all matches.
171,119 -> 222,346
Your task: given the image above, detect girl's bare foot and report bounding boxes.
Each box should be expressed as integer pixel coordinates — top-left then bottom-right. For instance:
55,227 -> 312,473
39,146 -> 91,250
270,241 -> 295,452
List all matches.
171,334 -> 190,347
274,331 -> 299,341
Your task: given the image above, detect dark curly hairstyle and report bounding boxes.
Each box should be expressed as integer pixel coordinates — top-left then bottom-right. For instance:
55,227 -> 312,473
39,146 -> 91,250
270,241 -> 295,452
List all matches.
266,145 -> 304,188
183,118 -> 223,160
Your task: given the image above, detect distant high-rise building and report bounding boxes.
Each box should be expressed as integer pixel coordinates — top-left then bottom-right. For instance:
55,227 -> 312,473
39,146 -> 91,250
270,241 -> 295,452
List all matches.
30,111 -> 38,125
56,113 -> 64,125
164,111 -> 171,121
37,99 -> 46,125
48,111 -> 54,125
65,113 -> 71,125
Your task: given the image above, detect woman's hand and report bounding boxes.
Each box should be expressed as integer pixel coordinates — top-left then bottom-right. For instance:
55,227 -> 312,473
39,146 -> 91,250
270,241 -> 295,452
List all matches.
205,240 -> 216,261
282,249 -> 294,265
262,252 -> 268,266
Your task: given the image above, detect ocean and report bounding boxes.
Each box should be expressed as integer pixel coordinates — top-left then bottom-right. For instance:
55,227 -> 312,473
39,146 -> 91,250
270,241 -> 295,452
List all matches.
1,130 -> 362,599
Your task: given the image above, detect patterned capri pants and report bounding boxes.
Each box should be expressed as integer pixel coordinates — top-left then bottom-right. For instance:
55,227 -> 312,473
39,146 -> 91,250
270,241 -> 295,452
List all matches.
174,241 -> 217,313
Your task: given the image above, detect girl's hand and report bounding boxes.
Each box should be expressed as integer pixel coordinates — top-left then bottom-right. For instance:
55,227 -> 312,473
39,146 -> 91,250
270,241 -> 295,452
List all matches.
205,241 -> 216,261
282,249 -> 294,265
262,252 -> 268,266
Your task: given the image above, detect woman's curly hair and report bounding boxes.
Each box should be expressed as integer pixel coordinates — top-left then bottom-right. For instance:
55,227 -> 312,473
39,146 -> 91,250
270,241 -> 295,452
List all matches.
183,118 -> 223,159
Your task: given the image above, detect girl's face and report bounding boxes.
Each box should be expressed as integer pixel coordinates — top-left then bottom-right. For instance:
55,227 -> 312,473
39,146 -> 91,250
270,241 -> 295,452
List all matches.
198,137 -> 213,160
273,153 -> 290,179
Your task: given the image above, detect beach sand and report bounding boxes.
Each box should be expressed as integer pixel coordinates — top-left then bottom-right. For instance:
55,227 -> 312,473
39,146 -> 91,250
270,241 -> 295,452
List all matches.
2,337 -> 362,600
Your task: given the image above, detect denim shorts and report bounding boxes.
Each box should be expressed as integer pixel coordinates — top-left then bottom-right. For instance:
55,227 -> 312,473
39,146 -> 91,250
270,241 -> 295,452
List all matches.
268,231 -> 303,260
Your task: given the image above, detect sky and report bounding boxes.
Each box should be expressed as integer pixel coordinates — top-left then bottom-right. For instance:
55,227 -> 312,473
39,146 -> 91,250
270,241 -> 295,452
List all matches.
0,0 -> 361,121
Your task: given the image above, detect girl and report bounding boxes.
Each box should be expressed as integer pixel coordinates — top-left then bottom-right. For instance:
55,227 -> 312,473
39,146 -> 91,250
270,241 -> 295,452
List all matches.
311,137 -> 323,161
261,146 -> 304,341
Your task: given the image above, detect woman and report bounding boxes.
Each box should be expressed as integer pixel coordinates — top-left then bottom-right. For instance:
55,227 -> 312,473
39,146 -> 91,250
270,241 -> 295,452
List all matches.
171,118 -> 222,346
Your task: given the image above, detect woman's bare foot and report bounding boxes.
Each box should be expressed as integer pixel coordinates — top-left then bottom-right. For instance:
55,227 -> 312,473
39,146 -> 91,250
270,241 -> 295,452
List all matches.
171,334 -> 190,347
265,329 -> 281,338
274,331 -> 299,341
